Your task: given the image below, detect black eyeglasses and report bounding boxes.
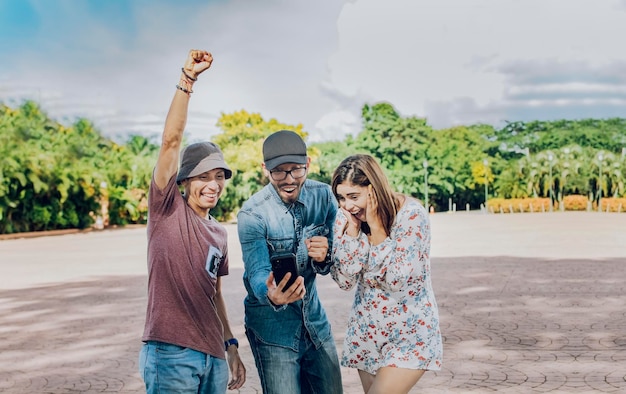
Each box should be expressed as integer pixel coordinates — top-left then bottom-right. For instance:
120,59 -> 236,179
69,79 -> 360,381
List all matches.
269,166 -> 307,181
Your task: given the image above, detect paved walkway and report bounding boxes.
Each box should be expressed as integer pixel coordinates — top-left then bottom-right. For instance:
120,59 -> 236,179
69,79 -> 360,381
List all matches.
0,212 -> 625,393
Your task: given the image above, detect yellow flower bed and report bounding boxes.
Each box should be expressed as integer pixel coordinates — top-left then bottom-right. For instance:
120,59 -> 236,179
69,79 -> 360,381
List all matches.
485,196 -> 626,213
596,198 -> 626,213
562,195 -> 588,211
486,198 -> 553,213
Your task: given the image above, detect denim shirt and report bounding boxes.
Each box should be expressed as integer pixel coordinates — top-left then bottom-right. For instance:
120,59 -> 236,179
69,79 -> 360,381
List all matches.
237,179 -> 338,351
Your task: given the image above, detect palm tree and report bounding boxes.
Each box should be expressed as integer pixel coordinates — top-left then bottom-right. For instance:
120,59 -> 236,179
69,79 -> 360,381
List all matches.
556,145 -> 585,197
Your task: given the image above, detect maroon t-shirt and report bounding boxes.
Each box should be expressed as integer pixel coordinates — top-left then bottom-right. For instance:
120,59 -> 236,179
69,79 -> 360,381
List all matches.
141,174 -> 229,359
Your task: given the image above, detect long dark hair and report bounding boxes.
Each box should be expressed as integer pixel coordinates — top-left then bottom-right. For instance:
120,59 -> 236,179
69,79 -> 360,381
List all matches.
331,154 -> 400,236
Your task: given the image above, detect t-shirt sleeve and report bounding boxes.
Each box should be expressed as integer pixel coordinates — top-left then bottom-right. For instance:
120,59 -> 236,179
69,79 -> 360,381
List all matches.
218,241 -> 229,277
148,171 -> 181,222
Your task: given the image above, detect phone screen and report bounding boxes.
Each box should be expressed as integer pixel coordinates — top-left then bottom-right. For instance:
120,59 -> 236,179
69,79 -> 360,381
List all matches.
270,253 -> 298,292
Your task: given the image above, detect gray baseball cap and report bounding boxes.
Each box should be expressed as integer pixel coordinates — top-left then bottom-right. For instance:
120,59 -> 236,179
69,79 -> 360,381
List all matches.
262,130 -> 307,170
176,142 -> 232,183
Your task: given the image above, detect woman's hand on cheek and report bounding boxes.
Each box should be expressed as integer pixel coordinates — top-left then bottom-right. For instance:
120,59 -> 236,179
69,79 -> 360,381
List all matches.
365,185 -> 383,233
341,208 -> 361,237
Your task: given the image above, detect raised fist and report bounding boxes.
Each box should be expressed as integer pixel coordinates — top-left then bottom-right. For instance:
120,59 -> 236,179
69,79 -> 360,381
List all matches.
183,49 -> 213,79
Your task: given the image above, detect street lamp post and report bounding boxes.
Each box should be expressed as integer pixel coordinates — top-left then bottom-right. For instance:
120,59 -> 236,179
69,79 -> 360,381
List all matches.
548,153 -> 554,212
423,160 -> 428,212
483,159 -> 489,210
598,152 -> 603,212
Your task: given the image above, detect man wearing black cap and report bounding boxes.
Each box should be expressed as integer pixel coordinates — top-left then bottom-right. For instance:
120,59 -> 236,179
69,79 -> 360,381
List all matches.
237,130 -> 343,393
138,49 -> 246,393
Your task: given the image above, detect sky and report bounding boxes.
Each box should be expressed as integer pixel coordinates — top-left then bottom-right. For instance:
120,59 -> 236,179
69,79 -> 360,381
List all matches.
1,0 -> 626,144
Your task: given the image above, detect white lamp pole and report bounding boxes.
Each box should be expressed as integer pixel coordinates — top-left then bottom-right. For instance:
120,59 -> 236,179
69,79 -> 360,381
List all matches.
548,153 -> 554,212
423,160 -> 428,212
598,152 -> 603,212
483,159 -> 489,208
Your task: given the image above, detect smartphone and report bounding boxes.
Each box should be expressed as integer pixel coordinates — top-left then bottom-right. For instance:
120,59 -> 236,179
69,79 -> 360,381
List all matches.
270,253 -> 298,292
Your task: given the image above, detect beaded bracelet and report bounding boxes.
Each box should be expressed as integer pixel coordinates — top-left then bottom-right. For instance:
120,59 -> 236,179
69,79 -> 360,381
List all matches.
176,84 -> 193,94
181,67 -> 197,82
176,76 -> 194,95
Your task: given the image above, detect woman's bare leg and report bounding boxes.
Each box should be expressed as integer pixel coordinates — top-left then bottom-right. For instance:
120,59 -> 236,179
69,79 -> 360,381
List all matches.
366,367 -> 425,394
358,369 -> 376,393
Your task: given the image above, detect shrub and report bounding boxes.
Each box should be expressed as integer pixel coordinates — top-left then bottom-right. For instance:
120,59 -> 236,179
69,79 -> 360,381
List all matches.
596,198 -> 626,213
562,195 -> 589,211
487,197 -> 554,213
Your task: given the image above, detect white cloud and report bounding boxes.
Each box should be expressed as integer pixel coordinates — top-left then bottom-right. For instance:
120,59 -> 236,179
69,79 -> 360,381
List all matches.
313,110 -> 359,142
1,0 -> 626,146
329,0 -> 626,129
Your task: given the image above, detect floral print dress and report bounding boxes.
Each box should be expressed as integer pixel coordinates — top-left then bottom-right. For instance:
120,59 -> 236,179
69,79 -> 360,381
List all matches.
331,198 -> 443,374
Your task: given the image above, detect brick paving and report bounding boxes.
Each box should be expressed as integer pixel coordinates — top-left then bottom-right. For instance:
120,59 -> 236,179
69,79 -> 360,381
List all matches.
0,212 -> 625,393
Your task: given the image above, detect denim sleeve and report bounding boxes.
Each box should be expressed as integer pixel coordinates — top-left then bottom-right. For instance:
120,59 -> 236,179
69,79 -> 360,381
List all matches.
237,210 -> 277,308
311,253 -> 331,275
311,189 -> 338,275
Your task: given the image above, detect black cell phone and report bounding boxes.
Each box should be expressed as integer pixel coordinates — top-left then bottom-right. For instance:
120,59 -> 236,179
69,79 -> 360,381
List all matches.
270,253 -> 298,292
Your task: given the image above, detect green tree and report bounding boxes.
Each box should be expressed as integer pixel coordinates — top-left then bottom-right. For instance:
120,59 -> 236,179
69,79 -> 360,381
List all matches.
430,126 -> 494,209
349,103 -> 496,210
0,101 -> 160,233
211,110 -> 307,221
0,103 -> 105,233
308,136 -> 361,185
353,103 -> 433,198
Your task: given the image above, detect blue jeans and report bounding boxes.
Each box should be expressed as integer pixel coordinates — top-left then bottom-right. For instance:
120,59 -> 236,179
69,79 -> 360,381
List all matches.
139,341 -> 228,394
246,329 -> 343,394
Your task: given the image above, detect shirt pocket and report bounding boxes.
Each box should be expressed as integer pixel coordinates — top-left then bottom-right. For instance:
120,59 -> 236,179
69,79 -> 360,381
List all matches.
266,236 -> 295,255
303,223 -> 329,239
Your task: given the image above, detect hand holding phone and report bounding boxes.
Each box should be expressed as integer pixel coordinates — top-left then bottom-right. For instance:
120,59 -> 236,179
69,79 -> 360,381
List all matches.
270,253 -> 298,292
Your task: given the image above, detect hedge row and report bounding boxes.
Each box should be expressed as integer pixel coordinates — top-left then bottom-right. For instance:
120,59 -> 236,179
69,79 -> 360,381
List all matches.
486,196 -> 626,213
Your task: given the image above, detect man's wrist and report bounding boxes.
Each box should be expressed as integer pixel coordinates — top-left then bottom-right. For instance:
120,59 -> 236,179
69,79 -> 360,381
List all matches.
224,338 -> 239,351
314,251 -> 332,265
266,293 -> 287,311
181,67 -> 197,81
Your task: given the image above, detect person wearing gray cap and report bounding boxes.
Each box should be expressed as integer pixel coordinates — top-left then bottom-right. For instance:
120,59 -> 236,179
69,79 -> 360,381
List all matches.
138,49 -> 246,393
237,130 -> 343,394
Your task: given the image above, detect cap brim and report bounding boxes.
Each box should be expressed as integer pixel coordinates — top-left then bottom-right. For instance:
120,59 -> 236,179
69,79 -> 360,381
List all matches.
177,157 -> 233,183
264,155 -> 307,171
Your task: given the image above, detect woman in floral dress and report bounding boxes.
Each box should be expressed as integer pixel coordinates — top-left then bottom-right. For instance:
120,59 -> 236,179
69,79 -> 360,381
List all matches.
330,154 -> 442,394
